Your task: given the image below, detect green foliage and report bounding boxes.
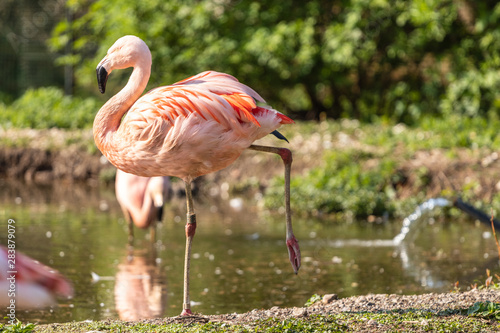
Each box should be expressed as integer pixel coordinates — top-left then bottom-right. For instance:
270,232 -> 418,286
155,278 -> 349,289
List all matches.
0,87 -> 100,129
304,294 -> 322,307
463,302 -> 500,320
0,319 -> 36,333
266,115 -> 500,218
257,316 -> 348,332
48,0 -> 500,121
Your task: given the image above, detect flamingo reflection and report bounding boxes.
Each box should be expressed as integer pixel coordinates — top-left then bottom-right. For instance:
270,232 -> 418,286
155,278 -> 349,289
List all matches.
114,249 -> 167,320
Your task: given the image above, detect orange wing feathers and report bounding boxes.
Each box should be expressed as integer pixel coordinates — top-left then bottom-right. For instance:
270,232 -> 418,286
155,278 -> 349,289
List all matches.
221,93 -> 260,126
135,71 -> 271,128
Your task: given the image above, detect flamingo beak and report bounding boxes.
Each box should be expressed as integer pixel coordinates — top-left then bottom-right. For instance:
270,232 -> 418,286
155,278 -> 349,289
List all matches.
157,205 -> 164,222
96,65 -> 109,94
152,192 -> 165,222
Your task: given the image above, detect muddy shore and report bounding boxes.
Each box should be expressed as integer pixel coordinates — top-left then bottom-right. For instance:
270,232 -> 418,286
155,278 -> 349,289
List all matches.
2,127 -> 500,205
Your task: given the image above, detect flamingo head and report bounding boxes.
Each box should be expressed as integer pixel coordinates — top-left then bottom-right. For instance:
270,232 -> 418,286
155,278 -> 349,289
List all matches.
96,35 -> 152,94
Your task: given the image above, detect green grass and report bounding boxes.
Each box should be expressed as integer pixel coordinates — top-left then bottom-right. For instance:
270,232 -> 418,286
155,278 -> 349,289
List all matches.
31,311 -> 500,332
304,294 -> 322,307
0,319 -> 36,333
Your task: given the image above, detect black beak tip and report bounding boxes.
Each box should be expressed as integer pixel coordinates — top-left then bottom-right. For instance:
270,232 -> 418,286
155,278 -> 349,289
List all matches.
157,205 -> 164,222
96,66 -> 109,94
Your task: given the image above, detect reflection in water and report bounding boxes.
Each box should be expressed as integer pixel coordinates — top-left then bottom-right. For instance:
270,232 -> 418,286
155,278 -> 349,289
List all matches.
114,248 -> 167,321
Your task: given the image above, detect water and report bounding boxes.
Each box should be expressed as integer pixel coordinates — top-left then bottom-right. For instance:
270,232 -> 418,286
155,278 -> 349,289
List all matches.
0,179 -> 498,324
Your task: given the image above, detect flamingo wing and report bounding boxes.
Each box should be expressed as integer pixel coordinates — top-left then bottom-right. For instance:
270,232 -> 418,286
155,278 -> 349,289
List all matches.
114,71 -> 294,175
125,71 -> 286,132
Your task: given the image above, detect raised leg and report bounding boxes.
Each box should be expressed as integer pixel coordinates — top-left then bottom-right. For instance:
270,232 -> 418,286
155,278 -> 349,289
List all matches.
248,144 -> 301,274
181,180 -> 196,316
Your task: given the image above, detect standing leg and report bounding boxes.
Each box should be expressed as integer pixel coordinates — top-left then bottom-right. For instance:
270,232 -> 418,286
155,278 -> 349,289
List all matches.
181,180 -> 196,316
149,221 -> 156,244
248,145 -> 301,273
124,211 -> 134,248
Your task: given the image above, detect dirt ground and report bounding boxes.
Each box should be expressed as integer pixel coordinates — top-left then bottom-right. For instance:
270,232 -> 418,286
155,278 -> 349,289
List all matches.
160,289 -> 500,324
58,289 -> 497,332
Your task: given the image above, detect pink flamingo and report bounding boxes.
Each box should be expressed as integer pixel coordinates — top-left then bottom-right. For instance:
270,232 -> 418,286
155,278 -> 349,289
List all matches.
115,169 -> 170,243
94,35 -> 301,316
0,245 -> 73,309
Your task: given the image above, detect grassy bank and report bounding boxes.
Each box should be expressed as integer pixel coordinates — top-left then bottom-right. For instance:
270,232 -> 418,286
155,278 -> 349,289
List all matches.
26,312 -> 500,332
2,290 -> 500,332
2,113 -> 500,220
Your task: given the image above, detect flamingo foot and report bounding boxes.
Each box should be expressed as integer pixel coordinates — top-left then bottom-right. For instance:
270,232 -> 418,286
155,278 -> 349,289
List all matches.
180,308 -> 193,316
286,236 -> 301,274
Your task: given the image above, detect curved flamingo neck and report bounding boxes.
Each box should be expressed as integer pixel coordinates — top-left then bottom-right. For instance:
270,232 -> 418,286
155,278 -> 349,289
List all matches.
129,189 -> 155,229
93,62 -> 151,153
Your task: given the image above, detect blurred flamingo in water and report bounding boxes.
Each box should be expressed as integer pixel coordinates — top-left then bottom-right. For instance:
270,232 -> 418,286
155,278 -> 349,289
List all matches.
115,169 -> 170,243
0,245 -> 73,308
94,35 -> 300,316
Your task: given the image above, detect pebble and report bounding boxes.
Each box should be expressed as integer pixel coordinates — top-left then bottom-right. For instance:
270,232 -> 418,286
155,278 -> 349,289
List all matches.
292,308 -> 308,317
322,294 -> 338,304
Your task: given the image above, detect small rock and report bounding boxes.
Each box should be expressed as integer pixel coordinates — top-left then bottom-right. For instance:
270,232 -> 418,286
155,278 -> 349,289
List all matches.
322,294 -> 338,304
367,319 -> 378,326
293,308 -> 308,317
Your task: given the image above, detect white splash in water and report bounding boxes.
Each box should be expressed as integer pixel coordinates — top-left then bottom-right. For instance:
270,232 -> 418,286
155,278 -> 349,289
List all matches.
313,197 -> 452,249
392,197 -> 451,245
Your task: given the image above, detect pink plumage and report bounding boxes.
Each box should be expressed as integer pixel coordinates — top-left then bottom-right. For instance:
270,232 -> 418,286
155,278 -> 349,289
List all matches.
0,245 -> 73,308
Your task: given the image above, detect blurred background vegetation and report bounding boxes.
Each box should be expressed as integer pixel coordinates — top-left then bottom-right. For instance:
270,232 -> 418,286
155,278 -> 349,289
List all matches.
2,0 -> 500,125
2,0 -> 500,218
